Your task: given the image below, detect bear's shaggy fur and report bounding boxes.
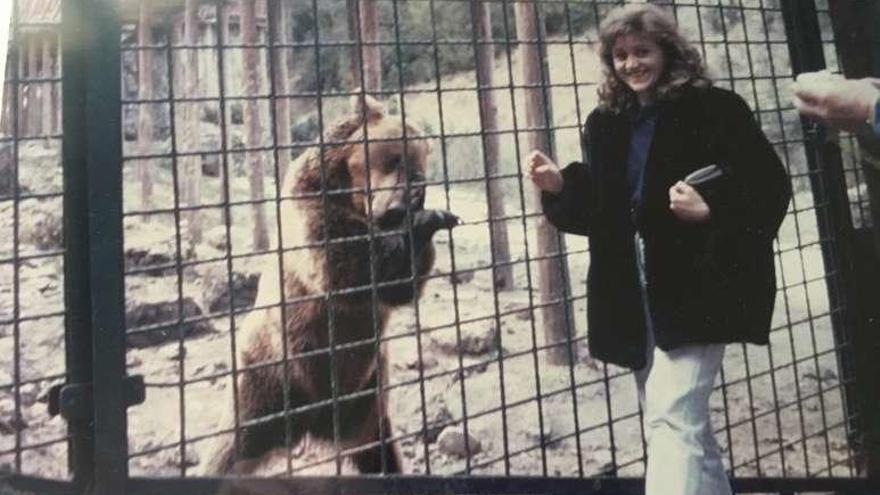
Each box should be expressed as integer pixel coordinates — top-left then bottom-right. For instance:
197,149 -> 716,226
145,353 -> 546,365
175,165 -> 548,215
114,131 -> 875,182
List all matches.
209,94 -> 458,475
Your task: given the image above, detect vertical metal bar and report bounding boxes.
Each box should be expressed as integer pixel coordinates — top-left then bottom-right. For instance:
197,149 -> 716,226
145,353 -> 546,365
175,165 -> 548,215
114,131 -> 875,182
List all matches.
527,2 -> 552,474
212,0 -> 244,471
85,0 -> 128,486
160,8 -> 189,477
689,0 -> 740,476
827,0 -> 880,477
263,0 -> 295,477
402,0 -> 437,464
755,0 -> 816,465
494,0 -> 519,475
826,1 -> 874,78
560,1 -> 585,477
780,6 -> 835,474
306,0 -> 343,473
426,0 -> 469,474
781,0 -> 862,476
9,0 -> 22,475
764,0 -> 821,473
60,0 -> 95,488
354,0 -> 393,475
62,0 -> 127,492
582,0 -> 620,476
713,0 -> 766,476
740,0 -> 788,476
210,0 -> 250,473
784,270 -> 813,473
466,0 -> 508,474
388,0 -> 413,474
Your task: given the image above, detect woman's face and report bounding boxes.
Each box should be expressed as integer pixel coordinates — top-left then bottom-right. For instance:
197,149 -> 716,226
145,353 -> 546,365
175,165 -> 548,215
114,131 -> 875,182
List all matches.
611,33 -> 666,105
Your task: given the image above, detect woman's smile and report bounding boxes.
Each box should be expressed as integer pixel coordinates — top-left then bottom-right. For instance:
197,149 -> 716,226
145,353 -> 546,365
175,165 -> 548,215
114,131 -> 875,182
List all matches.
612,33 -> 665,105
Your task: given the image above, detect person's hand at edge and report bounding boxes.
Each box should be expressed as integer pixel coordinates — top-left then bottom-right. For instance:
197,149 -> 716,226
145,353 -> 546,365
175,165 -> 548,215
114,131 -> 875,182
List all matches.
793,73 -> 880,133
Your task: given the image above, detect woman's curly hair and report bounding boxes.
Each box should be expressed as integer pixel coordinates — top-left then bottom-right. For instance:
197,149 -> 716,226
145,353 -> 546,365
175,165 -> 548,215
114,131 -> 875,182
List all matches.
597,4 -> 711,113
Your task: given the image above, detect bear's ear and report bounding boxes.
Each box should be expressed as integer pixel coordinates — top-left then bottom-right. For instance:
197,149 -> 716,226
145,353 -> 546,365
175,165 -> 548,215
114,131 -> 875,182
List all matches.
350,89 -> 385,121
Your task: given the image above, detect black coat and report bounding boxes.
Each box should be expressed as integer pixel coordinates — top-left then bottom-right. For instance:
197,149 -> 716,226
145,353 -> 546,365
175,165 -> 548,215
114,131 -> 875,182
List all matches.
542,85 -> 791,370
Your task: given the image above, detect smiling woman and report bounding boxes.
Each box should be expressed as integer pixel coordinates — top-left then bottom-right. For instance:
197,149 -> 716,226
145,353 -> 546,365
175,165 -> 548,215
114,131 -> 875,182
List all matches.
610,34 -> 665,107
527,4 -> 791,495
595,4 -> 711,113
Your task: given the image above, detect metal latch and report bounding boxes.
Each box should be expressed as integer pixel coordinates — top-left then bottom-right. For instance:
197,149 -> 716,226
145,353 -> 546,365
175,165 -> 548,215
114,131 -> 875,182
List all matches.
47,375 -> 146,421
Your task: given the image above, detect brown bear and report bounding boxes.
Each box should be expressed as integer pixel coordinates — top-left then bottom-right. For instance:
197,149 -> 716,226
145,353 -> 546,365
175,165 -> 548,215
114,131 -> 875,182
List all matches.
209,93 -> 458,476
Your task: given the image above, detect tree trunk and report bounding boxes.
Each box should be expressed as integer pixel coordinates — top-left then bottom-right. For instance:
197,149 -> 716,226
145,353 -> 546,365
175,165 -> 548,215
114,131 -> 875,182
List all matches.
1,77 -> 9,137
0,47 -> 12,196
242,0 -> 269,251
358,0 -> 380,91
222,4 -> 231,43
18,36 -> 28,136
346,0 -> 362,89
138,2 -> 154,215
182,0 -> 202,243
270,0 -> 289,149
53,32 -> 61,136
514,2 -> 576,365
28,35 -> 40,137
41,35 -> 53,136
1,39 -> 14,137
49,34 -> 59,135
0,3 -> 9,124
473,1 -> 513,290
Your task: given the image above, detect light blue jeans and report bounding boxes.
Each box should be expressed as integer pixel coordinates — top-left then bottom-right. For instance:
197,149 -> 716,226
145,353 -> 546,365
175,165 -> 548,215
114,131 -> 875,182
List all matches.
632,233 -> 732,495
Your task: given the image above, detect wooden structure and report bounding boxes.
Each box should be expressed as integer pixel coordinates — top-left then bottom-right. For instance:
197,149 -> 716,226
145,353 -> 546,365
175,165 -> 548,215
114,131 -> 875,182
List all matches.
515,2 -> 575,365
2,0 -> 61,138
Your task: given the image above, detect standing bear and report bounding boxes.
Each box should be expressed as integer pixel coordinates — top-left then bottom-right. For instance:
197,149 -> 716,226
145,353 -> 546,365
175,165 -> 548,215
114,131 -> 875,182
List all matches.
209,94 -> 458,475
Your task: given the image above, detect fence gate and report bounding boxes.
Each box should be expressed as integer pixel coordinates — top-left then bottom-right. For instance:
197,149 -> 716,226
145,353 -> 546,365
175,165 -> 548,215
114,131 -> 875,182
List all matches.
0,0 -> 879,494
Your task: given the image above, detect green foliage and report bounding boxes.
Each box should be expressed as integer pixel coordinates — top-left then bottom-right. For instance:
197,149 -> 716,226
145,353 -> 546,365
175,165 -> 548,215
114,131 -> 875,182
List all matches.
287,0 -> 351,92
284,0 -> 599,93
541,2 -> 596,37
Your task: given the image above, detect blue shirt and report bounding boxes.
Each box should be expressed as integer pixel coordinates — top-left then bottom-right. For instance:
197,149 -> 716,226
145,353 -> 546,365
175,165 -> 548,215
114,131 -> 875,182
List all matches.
627,105 -> 658,207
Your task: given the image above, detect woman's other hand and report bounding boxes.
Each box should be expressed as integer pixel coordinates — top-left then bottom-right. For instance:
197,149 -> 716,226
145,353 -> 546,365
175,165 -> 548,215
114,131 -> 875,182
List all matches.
527,150 -> 564,194
669,181 -> 710,223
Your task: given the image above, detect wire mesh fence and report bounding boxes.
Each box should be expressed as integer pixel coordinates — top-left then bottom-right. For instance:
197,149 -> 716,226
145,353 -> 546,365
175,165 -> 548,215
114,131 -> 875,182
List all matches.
0,0 -> 877,493
0,0 -> 67,480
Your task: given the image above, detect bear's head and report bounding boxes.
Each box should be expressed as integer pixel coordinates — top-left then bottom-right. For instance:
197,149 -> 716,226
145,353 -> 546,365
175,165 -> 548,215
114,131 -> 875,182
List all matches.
321,93 -> 431,228
285,93 -> 456,305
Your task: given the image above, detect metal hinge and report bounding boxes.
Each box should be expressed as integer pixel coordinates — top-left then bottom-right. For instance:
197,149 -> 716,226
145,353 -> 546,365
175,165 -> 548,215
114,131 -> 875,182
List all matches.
47,375 -> 146,421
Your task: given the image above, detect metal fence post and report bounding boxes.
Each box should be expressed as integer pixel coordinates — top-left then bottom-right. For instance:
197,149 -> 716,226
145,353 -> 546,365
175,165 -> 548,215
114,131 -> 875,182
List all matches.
61,0 -> 129,493
827,0 -> 880,477
780,0 -> 868,475
61,0 -> 95,488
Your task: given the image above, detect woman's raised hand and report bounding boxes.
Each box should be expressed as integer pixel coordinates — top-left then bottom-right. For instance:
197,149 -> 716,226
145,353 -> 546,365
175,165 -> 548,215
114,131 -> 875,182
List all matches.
527,150 -> 564,194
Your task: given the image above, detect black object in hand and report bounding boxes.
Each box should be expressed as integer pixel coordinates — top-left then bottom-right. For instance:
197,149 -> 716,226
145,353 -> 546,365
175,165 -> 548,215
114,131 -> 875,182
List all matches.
684,164 -> 723,187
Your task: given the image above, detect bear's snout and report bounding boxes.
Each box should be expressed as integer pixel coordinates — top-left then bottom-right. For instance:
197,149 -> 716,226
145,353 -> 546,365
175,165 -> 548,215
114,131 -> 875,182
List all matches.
375,184 -> 426,230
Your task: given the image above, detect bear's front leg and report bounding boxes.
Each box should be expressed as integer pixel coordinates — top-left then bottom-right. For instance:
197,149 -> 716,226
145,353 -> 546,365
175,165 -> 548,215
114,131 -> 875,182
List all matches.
209,362 -> 311,475
349,414 -> 402,474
